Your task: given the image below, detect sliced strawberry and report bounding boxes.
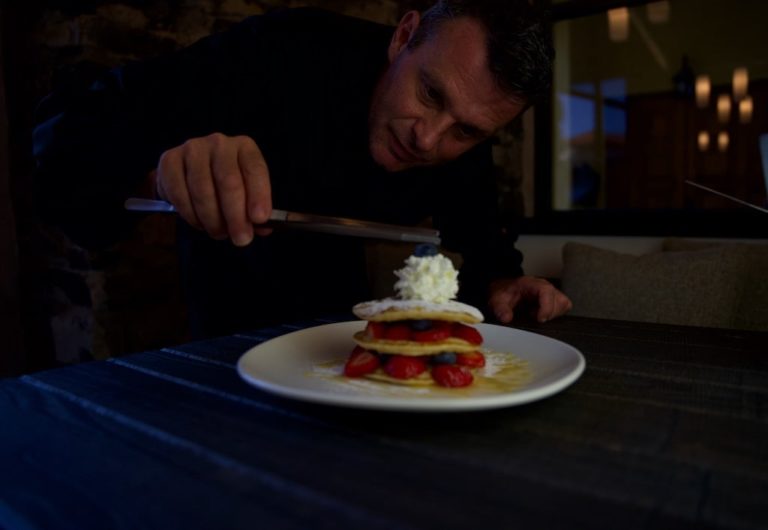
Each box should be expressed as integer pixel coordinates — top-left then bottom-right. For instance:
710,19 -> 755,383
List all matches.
343,347 -> 380,377
365,321 -> 386,340
411,321 -> 451,342
383,323 -> 411,341
451,322 -> 483,345
432,364 -> 474,387
456,351 -> 485,368
383,355 -> 428,379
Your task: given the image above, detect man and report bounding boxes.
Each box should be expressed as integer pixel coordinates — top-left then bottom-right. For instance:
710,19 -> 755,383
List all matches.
34,0 -> 571,338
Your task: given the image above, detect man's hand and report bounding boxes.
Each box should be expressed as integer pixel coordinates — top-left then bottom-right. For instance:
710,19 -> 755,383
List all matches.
488,276 -> 572,324
153,133 -> 272,246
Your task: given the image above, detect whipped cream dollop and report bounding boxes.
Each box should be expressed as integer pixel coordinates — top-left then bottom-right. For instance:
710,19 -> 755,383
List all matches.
394,253 -> 458,303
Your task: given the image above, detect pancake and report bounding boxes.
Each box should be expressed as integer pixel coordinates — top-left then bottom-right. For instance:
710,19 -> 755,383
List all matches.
353,331 -> 479,355
353,299 -> 483,324
364,370 -> 435,386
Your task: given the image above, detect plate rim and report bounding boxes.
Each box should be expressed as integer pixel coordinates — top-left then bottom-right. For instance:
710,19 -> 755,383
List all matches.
236,321 -> 585,412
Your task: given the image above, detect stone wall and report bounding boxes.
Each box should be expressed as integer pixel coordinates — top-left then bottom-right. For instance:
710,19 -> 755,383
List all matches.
5,0 -> 526,369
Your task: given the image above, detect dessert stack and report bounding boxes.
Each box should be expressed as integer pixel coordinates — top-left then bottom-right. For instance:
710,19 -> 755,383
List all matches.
343,244 -> 486,387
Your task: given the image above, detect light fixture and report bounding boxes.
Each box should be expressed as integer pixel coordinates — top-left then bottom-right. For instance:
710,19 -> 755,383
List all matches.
695,76 -> 711,108
732,67 -> 749,102
717,94 -> 731,123
698,131 -> 710,151
718,131 -> 730,152
608,8 -> 630,42
739,96 -> 753,124
647,1 -> 670,24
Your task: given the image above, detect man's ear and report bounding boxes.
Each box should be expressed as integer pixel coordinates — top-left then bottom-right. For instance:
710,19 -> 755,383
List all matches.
388,11 -> 420,62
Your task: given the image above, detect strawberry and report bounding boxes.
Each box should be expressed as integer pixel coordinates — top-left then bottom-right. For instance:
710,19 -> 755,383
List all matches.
456,351 -> 485,368
451,322 -> 483,345
432,364 -> 474,387
383,323 -> 412,341
411,321 -> 451,342
365,321 -> 386,340
383,355 -> 428,379
343,347 -> 380,377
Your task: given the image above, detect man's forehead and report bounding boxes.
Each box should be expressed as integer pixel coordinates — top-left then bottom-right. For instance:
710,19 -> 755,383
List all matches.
423,17 -> 490,73
415,22 -> 524,130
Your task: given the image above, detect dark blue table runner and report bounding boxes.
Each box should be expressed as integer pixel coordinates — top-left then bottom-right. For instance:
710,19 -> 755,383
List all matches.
2,316 -> 767,530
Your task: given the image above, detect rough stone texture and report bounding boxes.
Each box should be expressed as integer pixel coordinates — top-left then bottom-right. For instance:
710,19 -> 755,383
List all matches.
9,0 -> 527,366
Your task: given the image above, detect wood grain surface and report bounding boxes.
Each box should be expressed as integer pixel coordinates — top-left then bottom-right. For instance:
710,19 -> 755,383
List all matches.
1,316 -> 766,529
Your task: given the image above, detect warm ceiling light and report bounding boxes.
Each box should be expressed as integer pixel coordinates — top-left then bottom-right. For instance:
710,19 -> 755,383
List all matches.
695,76 -> 711,108
717,94 -> 732,123
698,131 -> 710,151
647,1 -> 670,23
739,96 -> 753,124
718,131 -> 730,152
608,8 -> 630,42
733,67 -> 749,101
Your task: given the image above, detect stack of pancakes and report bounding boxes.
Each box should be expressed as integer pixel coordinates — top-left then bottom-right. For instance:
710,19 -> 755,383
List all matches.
345,298 -> 486,387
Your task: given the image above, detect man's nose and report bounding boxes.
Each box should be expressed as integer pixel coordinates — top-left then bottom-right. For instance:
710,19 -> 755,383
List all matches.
412,112 -> 453,152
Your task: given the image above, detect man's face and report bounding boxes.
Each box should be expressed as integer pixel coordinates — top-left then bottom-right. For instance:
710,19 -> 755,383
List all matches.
369,13 -> 526,172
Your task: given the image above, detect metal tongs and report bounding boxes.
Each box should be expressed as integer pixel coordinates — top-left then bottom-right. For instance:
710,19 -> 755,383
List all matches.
124,198 -> 441,244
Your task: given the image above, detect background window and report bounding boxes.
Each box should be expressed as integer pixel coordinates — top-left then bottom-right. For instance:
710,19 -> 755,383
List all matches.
533,0 -> 768,236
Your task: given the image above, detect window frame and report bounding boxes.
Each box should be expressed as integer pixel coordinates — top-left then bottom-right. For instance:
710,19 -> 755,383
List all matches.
529,0 -> 768,238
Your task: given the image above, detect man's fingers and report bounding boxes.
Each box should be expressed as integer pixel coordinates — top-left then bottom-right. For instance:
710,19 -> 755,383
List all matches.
489,285 -> 521,323
557,291 -> 574,316
496,307 -> 514,324
238,138 -> 272,225
535,286 -> 573,322
184,141 -> 227,239
211,135 -> 252,247
535,286 -> 557,323
489,276 -> 574,325
157,149 -> 200,230
155,133 -> 272,244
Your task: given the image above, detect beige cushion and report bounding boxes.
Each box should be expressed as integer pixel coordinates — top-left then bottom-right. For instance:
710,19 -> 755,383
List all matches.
561,241 -> 764,330
662,238 -> 768,331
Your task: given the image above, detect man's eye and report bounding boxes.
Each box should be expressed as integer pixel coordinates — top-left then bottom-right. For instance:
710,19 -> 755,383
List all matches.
423,84 -> 441,104
456,125 -> 480,140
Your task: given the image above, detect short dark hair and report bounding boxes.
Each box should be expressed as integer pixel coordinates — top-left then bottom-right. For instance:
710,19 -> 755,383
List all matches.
408,0 -> 554,105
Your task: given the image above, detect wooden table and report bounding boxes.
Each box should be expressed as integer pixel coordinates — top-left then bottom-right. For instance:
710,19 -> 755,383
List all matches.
1,315 -> 766,529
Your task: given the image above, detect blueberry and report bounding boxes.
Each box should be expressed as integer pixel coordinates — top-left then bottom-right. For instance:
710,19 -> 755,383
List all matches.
413,243 -> 438,257
409,319 -> 432,331
432,352 -> 457,365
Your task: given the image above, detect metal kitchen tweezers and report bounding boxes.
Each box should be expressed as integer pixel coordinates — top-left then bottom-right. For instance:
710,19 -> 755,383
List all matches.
124,198 -> 441,244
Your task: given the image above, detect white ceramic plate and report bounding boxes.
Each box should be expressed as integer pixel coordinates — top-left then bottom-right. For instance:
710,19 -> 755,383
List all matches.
237,321 -> 585,412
